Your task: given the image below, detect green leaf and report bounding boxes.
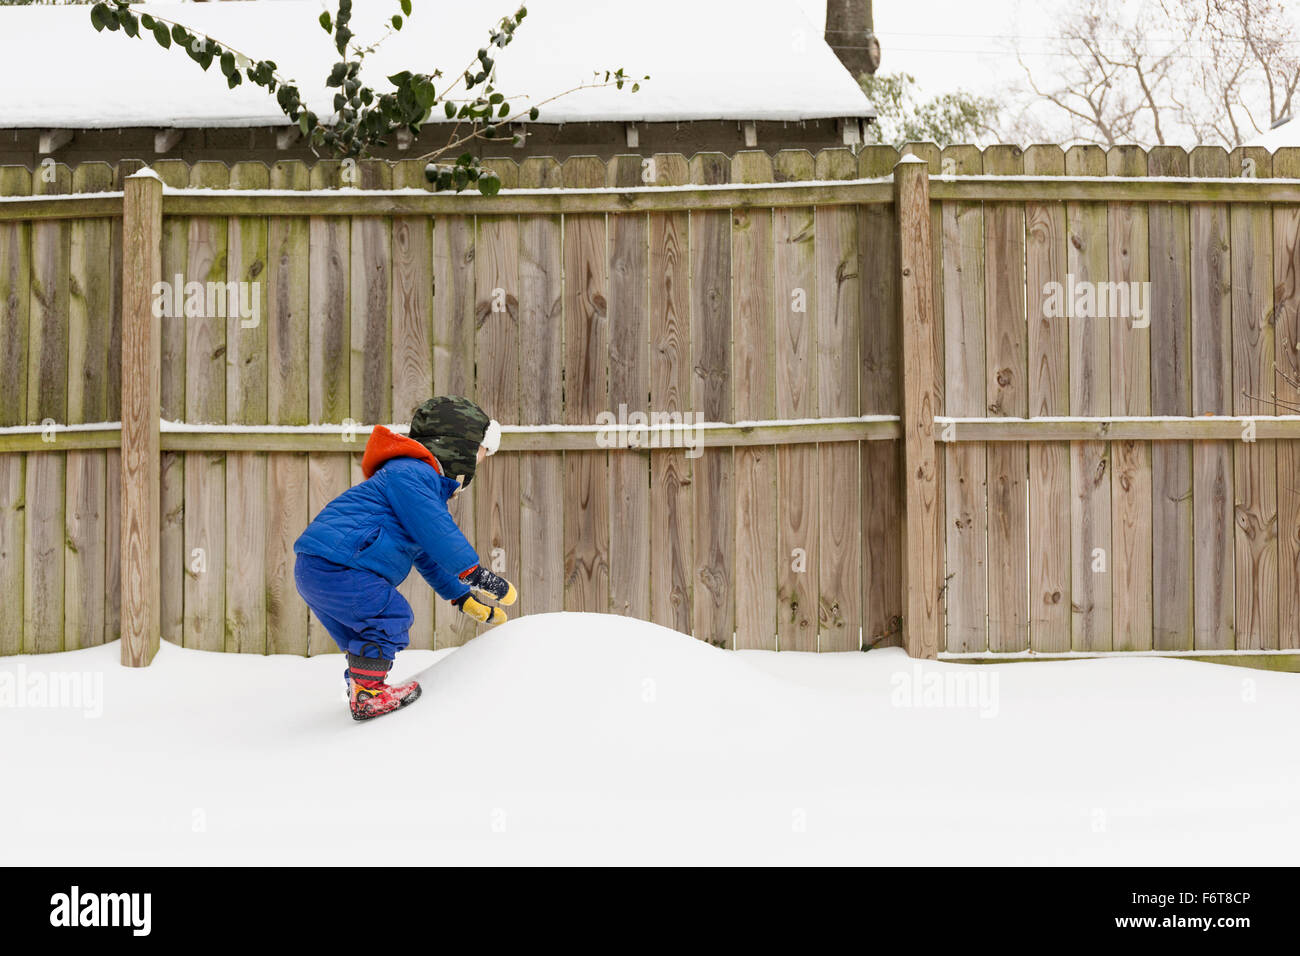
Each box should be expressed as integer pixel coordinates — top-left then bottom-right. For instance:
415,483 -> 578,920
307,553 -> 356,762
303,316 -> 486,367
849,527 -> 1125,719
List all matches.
220,51 -> 236,77
414,78 -> 437,110
445,101 -> 456,119
90,4 -> 106,32
478,173 -> 501,197
152,23 -> 171,49
528,106 -> 539,121
299,113 -> 310,136
319,11 -> 332,32
401,0 -> 412,14
498,103 -> 510,118
387,70 -> 412,87
121,11 -> 139,38
392,15 -> 403,30
140,13 -> 155,30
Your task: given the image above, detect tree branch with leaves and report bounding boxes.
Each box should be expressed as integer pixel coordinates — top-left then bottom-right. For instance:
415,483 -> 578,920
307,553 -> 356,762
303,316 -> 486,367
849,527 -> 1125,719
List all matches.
89,0 -> 647,194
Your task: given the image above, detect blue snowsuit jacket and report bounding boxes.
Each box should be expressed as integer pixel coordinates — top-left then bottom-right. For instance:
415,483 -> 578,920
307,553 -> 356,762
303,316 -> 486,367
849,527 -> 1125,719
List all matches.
293,426 -> 478,603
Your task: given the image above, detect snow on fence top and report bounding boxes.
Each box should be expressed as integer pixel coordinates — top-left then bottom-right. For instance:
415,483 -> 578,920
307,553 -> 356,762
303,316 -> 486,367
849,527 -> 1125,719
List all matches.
0,0 -> 876,130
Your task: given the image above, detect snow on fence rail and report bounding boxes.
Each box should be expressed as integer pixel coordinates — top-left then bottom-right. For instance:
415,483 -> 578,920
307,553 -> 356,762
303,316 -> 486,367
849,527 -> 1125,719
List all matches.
4,144 -> 1300,667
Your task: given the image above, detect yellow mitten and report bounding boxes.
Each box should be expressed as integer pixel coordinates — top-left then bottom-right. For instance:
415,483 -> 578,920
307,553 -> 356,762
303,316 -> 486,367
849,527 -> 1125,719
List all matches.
454,593 -> 507,625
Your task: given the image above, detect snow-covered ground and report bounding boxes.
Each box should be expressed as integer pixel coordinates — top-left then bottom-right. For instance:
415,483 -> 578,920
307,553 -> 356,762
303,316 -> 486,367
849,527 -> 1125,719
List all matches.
1,612 -> 1297,865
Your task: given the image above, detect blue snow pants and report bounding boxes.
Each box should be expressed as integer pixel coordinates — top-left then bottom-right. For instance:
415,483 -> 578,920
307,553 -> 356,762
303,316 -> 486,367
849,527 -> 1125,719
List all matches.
294,552 -> 414,660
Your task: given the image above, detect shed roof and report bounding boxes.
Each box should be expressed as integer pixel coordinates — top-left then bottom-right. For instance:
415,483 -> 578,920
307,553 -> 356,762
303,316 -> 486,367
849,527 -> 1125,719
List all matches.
0,0 -> 876,129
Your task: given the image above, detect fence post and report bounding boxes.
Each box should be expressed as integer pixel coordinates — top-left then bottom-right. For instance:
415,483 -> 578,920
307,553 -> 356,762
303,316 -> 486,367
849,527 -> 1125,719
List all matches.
893,156 -> 940,658
120,169 -> 163,667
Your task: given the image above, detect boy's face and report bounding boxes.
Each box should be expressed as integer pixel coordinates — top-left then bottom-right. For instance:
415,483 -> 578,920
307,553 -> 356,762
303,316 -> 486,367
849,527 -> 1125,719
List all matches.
451,445 -> 488,499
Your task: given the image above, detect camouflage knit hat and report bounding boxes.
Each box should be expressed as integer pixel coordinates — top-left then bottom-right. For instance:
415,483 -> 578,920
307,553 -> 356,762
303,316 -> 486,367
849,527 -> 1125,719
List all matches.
408,396 -> 498,488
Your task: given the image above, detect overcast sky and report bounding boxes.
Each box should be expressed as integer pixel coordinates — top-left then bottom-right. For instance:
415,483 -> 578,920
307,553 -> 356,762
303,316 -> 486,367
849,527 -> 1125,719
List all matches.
796,0 -> 1058,98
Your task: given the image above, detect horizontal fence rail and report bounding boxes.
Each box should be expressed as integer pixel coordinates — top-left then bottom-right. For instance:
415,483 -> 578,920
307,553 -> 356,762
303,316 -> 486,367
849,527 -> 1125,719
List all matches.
0,416 -> 904,453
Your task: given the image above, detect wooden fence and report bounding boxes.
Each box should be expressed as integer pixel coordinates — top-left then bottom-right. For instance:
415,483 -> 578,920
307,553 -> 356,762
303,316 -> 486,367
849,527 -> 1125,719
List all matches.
3,144 -> 1300,665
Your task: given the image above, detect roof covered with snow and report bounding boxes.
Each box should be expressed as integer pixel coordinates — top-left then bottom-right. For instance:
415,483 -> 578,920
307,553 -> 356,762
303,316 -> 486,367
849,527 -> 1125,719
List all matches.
0,0 -> 876,130
1247,117 -> 1300,151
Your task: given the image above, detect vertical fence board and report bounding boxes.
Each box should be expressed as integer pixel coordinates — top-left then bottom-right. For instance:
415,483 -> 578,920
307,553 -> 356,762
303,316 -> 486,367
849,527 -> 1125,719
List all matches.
265,161 -> 312,656
940,144 -> 986,652
389,160 -> 436,650
1272,148 -> 1300,649
224,162 -> 270,654
119,169 -> 162,666
0,167 -> 26,656
64,163 -> 112,650
154,159 -> 189,647
103,161 -> 141,649
689,152 -> 734,646
897,155 -> 942,658
815,149 -> 861,650
431,209 -> 477,647
1230,147 -> 1277,649
648,153 -> 694,635
350,161 -> 392,426
1148,146 -> 1194,650
732,150 -> 778,650
25,163 -> 70,653
983,146 -> 1029,651
859,145 -> 904,648
1183,148 -> 1237,649
474,210 -> 522,634
1189,147 -> 1236,649
908,144 -> 945,651
1065,145 -> 1113,651
1107,147 -> 1153,651
562,156 -> 611,615
182,162 -> 230,652
517,157 -> 565,621
608,157 -> 651,623
1024,145 -> 1071,651
774,149 -> 818,651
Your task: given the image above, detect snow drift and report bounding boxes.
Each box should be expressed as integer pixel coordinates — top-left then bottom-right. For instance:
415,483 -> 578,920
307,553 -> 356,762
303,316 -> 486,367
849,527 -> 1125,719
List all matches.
1,612 -> 1298,865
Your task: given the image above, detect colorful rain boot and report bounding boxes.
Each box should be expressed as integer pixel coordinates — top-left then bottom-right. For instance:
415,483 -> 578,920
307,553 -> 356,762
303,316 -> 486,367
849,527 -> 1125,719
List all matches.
346,653 -> 421,721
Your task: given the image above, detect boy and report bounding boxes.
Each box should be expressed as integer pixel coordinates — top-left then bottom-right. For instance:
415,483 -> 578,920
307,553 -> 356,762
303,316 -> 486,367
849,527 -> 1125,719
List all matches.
294,396 -> 517,721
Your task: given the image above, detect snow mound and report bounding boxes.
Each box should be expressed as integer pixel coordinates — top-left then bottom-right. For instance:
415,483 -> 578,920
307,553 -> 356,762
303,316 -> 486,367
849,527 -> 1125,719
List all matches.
2,612 -> 1299,865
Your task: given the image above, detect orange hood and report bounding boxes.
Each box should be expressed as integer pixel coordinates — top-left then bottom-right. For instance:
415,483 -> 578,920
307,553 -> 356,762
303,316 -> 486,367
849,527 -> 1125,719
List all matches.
361,425 -> 445,479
